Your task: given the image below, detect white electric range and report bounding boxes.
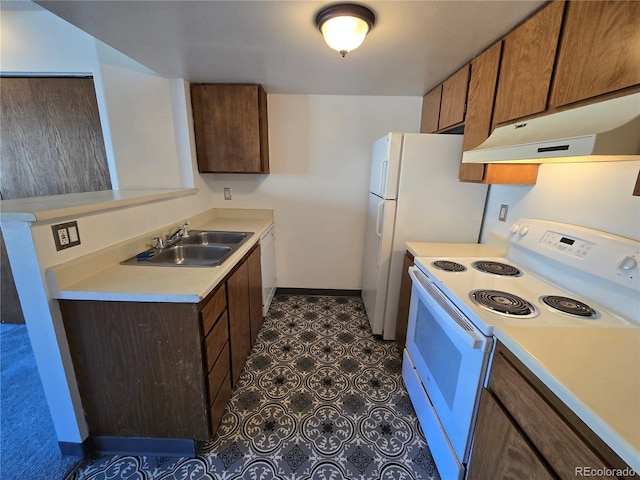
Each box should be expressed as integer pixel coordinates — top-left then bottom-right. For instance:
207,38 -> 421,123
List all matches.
402,218 -> 639,480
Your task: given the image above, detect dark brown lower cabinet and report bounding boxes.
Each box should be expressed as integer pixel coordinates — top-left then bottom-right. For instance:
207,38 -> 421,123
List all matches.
468,342 -> 638,479
60,300 -> 213,441
394,251 -> 415,351
468,390 -> 554,480
59,243 -> 264,450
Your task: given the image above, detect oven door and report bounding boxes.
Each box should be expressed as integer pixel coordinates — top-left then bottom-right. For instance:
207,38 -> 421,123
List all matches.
404,266 -> 493,466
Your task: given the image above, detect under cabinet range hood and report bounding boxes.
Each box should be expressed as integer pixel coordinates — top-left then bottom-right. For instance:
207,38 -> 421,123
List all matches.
462,93 -> 640,164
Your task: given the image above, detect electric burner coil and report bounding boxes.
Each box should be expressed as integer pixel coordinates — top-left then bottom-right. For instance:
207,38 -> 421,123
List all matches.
431,260 -> 467,272
540,295 -> 599,319
472,261 -> 522,277
470,289 -> 538,318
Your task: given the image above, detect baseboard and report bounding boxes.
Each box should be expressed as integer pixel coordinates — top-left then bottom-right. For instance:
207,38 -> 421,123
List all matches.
276,288 -> 361,297
58,439 -> 91,457
89,436 -> 197,456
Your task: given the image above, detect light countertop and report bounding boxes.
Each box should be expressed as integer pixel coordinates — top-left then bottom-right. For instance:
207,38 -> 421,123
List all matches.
495,325 -> 640,472
406,241 -> 505,258
406,231 -> 508,258
46,209 -> 273,303
0,189 -> 197,222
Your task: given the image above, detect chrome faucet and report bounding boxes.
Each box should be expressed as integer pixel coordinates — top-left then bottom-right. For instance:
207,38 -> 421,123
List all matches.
167,221 -> 190,242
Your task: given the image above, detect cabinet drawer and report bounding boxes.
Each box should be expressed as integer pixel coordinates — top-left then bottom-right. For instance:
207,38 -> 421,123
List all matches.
201,285 -> 226,335
207,342 -> 230,405
209,371 -> 231,434
205,311 -> 229,372
489,351 -> 612,478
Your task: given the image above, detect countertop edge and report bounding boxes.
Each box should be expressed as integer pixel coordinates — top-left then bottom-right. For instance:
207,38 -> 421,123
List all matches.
0,188 -> 198,223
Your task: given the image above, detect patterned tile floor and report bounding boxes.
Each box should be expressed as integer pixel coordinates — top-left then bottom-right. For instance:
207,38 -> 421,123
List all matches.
66,294 -> 441,480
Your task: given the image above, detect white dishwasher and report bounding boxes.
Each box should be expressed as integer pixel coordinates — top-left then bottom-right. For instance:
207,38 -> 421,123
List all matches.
260,225 -> 276,316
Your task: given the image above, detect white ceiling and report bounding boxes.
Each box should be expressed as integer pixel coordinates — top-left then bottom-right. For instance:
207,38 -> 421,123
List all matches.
28,0 -> 546,96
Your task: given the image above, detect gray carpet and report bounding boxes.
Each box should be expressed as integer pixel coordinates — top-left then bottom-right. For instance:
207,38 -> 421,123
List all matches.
1,323 -> 80,480
67,294 -> 441,479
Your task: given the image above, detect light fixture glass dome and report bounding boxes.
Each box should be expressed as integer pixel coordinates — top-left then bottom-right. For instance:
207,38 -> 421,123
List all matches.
315,4 -> 376,57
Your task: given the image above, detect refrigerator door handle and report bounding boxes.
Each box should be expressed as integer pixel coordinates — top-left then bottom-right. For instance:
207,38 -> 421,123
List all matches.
379,160 -> 389,196
375,200 -> 385,238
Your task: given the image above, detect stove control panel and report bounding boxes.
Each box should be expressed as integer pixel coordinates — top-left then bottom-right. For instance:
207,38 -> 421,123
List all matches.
508,218 -> 640,290
539,231 -> 595,258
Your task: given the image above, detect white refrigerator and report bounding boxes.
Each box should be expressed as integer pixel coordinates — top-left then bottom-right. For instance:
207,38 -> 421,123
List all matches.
361,133 -> 488,339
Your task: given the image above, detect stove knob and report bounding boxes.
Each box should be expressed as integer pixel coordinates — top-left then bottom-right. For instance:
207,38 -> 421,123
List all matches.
509,223 -> 521,235
518,226 -> 530,237
617,255 -> 638,272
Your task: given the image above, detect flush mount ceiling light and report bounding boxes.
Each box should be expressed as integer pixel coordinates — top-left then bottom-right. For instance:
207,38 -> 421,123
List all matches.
315,3 -> 376,57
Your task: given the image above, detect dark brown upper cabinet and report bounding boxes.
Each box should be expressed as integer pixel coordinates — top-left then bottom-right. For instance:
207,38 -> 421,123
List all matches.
191,84 -> 269,174
492,0 -> 564,126
459,42 -> 538,185
420,85 -> 442,133
550,1 -> 640,108
438,64 -> 470,130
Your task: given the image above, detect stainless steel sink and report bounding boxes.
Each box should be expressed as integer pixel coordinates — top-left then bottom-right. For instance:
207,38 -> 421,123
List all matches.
121,230 -> 254,267
147,244 -> 232,266
181,230 -> 250,245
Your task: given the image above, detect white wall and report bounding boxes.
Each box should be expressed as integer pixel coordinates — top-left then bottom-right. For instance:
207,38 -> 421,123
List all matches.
482,161 -> 640,241
203,94 -> 422,289
0,8 -> 214,445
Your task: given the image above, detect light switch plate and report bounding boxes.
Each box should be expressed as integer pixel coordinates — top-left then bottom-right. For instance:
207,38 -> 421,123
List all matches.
52,221 -> 81,251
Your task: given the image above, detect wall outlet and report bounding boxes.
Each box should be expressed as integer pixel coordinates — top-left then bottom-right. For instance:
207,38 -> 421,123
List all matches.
224,187 -> 232,200
52,221 -> 81,251
499,204 -> 509,222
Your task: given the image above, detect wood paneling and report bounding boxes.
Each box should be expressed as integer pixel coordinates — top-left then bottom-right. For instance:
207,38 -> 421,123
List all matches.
0,77 -> 111,324
438,65 -> 469,130
468,390 -> 555,480
460,42 -> 503,183
0,231 -> 24,324
60,300 -> 210,440
493,1 -> 564,125
247,245 -> 263,346
394,252 -> 414,351
0,77 -> 111,198
420,86 -> 442,133
227,260 -> 251,386
191,84 -> 269,173
551,1 -> 640,108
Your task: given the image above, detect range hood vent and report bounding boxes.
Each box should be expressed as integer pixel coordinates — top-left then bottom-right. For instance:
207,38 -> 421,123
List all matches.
462,93 -> 640,164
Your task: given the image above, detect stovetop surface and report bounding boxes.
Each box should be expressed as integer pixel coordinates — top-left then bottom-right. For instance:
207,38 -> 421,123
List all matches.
414,256 -> 637,336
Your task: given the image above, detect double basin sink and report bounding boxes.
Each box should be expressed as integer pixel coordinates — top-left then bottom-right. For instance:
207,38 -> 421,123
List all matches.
121,230 -> 254,267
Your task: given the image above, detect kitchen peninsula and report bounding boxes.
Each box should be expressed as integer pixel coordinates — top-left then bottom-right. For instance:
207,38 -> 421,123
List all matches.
1,188 -> 273,455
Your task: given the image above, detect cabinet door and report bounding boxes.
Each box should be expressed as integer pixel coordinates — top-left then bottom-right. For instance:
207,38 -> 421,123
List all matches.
467,390 -> 555,480
493,1 -> 564,125
60,301 -> 209,440
191,84 -> 269,174
420,85 -> 442,133
227,260 -> 251,386
460,42 -> 502,183
438,64 -> 470,130
247,245 -> 263,346
550,1 -> 640,108
394,252 -> 414,351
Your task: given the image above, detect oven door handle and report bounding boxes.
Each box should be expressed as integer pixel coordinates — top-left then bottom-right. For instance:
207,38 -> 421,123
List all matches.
409,266 -> 484,349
